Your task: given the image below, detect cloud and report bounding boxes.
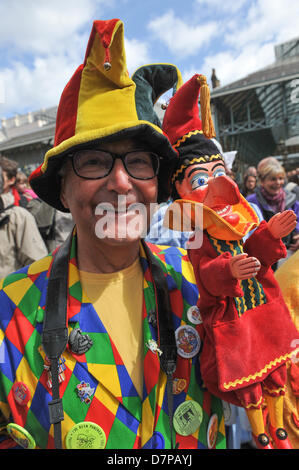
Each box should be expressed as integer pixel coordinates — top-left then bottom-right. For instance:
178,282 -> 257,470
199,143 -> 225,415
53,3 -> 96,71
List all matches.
195,0 -> 247,14
125,38 -> 152,73
0,0 -> 98,56
202,0 -> 299,87
225,0 -> 299,50
0,0 -> 151,117
201,42 -> 275,87
147,10 -> 218,57
0,54 -> 80,116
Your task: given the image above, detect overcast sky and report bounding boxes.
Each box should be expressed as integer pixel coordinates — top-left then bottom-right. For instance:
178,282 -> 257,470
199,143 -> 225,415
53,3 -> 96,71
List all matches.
0,0 -> 299,119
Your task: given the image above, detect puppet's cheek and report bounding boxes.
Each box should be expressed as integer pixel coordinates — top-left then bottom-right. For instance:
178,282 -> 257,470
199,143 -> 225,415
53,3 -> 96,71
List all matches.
187,186 -> 208,202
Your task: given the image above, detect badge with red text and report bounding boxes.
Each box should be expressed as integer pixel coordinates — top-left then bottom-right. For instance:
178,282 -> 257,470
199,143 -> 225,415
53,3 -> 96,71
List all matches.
175,325 -> 200,359
12,382 -> 30,406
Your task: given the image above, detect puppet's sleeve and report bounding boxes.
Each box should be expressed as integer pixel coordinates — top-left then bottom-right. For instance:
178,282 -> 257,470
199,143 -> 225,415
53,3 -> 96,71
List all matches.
188,248 -> 243,298
243,220 -> 287,268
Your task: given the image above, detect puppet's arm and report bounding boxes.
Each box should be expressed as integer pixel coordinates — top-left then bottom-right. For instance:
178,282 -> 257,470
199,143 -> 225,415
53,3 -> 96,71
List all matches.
244,211 -> 297,268
189,249 -> 245,298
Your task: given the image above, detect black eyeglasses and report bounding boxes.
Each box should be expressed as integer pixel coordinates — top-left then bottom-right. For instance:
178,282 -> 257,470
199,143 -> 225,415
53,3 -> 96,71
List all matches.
69,149 -> 160,180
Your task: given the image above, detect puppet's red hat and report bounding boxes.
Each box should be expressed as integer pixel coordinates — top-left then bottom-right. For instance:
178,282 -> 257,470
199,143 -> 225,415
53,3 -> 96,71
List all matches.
162,74 -> 223,185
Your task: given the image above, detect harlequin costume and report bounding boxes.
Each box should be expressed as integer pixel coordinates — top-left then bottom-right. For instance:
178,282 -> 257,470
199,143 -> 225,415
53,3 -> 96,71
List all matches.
0,234 -> 225,449
0,20 -> 226,450
162,73 -> 299,448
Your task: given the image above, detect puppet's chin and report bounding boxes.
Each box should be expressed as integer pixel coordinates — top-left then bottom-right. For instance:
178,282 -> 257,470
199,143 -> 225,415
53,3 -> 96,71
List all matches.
211,205 -> 240,227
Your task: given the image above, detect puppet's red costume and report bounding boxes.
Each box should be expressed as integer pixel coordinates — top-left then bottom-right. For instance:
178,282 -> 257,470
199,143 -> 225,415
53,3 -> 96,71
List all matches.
188,221 -> 297,409
162,72 -> 299,449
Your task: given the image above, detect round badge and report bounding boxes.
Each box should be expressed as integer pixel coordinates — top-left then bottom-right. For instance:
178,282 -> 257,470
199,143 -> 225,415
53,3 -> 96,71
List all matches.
175,325 -> 200,359
7,423 -> 36,449
66,421 -> 106,449
12,382 -> 31,406
172,378 -> 187,395
207,414 -> 218,449
187,306 -> 202,325
173,400 -> 203,436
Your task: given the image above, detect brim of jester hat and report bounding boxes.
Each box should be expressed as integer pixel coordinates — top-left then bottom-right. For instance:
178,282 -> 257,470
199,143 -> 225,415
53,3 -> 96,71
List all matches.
164,193 -> 259,241
29,20 -> 182,212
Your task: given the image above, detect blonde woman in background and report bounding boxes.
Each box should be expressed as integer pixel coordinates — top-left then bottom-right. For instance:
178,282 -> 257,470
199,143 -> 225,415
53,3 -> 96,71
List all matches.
247,157 -> 299,270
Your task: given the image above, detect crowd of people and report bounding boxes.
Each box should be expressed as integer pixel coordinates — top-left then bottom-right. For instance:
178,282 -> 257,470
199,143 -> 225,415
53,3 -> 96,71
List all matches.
0,18 -> 298,451
0,155 -> 74,278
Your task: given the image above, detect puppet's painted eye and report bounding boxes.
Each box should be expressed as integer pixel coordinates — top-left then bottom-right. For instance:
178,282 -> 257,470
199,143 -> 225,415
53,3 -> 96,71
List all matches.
191,173 -> 209,190
213,169 -> 226,178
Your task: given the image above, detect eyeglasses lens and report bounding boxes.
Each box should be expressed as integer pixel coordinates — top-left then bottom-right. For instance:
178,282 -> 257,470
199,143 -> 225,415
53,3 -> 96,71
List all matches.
73,150 -> 159,179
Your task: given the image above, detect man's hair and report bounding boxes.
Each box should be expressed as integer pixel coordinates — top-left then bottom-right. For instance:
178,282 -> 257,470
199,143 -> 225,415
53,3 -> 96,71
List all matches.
0,155 -> 18,179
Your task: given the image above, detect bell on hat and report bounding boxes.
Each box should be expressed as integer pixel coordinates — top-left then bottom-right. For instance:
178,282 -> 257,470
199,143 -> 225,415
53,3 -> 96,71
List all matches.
29,20 -> 181,210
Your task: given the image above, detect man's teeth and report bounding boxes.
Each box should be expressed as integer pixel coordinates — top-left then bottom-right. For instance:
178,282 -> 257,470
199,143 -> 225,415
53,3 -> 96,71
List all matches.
215,205 -> 230,215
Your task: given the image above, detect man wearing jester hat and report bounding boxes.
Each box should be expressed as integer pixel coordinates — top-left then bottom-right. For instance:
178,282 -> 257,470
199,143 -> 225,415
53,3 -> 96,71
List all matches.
162,73 -> 299,449
0,20 -> 227,450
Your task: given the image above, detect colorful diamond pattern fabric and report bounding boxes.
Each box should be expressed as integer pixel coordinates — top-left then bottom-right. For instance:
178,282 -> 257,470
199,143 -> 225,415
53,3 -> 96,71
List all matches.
0,236 -> 226,449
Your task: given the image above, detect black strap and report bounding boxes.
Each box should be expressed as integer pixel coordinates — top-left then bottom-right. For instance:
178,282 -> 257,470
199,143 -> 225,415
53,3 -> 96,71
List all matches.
42,232 -> 72,449
43,235 -> 177,449
141,241 -> 177,449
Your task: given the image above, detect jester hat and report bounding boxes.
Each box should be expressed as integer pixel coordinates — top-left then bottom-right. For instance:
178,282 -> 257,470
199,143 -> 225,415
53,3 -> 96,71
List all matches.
162,73 -> 223,187
162,73 -> 259,239
29,19 -> 182,211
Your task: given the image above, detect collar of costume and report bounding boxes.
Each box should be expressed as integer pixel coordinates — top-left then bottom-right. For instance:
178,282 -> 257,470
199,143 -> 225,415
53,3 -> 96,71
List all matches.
165,194 -> 259,240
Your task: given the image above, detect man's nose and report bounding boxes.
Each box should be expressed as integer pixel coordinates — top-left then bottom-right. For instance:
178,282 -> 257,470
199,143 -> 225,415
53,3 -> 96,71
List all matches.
204,175 -> 240,207
106,159 -> 133,193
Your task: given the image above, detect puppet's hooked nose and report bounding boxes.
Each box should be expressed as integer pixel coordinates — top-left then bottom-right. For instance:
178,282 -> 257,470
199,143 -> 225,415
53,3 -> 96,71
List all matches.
203,175 -> 240,209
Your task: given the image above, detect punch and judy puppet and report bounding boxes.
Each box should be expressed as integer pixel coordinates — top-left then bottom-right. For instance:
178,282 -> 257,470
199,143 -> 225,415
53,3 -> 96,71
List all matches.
162,74 -> 299,449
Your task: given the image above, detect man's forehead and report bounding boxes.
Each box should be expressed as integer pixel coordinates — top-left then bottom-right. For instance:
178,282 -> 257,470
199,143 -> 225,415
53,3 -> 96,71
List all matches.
97,138 -> 140,152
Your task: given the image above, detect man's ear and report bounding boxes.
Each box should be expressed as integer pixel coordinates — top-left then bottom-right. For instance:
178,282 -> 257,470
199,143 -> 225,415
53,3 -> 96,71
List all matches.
59,177 -> 69,210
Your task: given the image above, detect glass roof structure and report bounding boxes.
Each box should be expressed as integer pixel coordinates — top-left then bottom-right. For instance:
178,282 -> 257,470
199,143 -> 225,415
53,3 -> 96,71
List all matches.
211,37 -> 299,170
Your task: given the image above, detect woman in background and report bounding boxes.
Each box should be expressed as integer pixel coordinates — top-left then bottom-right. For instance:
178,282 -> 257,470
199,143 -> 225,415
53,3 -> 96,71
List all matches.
246,157 -> 299,269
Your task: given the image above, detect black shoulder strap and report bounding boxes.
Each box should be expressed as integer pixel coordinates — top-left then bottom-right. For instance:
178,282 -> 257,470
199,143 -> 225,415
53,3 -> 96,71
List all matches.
42,231 -> 72,449
141,241 -> 177,375
141,241 -> 177,449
